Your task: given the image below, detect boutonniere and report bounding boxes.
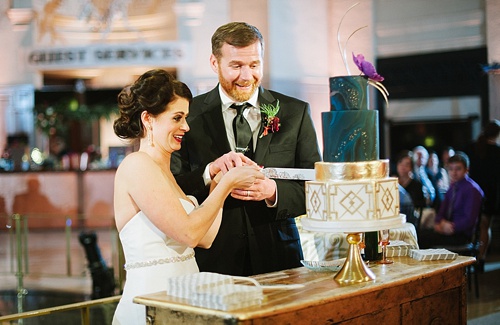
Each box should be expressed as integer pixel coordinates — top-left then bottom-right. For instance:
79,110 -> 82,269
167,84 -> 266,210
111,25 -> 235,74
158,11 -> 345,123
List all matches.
260,100 -> 281,138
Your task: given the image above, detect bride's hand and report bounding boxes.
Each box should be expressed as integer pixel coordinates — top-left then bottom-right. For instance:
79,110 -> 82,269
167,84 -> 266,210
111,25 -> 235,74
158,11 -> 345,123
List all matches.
209,152 -> 258,178
222,165 -> 264,189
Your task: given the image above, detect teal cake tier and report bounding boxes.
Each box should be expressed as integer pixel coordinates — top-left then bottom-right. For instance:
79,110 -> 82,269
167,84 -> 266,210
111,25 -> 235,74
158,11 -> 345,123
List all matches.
322,110 -> 379,162
330,76 -> 369,111
323,76 -> 379,162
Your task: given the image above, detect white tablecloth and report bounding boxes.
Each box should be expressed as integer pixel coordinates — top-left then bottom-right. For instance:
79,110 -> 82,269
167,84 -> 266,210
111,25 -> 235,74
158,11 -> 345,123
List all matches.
298,221 -> 419,261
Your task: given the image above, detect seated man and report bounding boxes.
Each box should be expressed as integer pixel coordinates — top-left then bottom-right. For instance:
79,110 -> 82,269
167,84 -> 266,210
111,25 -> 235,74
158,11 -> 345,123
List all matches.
418,152 -> 484,248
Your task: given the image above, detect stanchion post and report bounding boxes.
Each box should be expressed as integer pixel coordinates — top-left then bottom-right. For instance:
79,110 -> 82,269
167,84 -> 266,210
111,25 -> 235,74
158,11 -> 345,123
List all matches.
66,216 -> 72,276
13,213 -> 28,319
81,306 -> 90,325
23,215 -> 29,274
8,215 -> 14,273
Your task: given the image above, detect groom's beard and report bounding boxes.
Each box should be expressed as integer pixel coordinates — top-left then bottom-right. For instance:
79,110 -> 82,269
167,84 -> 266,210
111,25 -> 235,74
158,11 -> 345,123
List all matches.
218,69 -> 259,103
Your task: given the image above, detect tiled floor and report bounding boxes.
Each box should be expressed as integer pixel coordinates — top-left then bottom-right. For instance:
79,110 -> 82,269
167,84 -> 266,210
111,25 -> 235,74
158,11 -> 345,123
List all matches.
1,220 -> 500,323
467,259 -> 500,323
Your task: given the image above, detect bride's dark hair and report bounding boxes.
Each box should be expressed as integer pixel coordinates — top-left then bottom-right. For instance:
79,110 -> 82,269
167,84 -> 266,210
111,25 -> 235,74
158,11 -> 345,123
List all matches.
113,69 -> 192,139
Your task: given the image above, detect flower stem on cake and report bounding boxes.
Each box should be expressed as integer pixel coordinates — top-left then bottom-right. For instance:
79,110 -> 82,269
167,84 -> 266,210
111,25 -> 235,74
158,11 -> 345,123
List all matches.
337,2 -> 365,76
337,2 -> 389,106
260,100 -> 281,138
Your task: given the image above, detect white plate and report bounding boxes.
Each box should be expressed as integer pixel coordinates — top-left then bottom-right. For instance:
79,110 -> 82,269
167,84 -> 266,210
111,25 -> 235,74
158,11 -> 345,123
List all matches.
300,259 -> 345,272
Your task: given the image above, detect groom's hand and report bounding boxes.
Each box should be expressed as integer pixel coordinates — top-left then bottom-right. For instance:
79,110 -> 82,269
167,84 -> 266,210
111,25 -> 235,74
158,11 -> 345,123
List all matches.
231,177 -> 277,204
209,152 -> 257,178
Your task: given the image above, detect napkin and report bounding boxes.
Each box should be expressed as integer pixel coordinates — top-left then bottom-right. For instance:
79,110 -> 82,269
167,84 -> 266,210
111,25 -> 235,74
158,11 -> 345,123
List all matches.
409,248 -> 458,261
166,272 -> 264,311
386,240 -> 415,257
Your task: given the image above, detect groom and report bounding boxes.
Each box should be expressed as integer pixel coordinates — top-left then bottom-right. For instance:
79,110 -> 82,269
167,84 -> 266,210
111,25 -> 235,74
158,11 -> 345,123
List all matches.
171,22 -> 321,276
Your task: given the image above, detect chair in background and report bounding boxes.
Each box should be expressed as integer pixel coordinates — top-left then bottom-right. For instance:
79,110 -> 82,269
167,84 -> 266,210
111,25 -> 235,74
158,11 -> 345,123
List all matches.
431,206 -> 483,298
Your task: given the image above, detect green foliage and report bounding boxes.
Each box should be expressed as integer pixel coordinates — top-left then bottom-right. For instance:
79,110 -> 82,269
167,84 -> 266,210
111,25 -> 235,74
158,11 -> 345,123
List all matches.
34,97 -> 118,137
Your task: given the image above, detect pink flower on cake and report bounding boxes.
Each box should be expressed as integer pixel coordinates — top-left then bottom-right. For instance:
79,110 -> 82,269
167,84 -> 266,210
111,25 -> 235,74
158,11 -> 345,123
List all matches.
352,53 -> 384,82
260,100 -> 281,138
352,52 -> 389,104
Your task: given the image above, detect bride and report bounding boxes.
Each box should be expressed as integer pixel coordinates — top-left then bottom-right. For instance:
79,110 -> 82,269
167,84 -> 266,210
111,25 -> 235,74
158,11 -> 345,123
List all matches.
111,69 -> 263,324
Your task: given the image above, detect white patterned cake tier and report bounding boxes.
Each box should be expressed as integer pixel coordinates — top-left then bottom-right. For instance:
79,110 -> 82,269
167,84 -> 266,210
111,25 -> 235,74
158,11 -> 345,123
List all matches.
306,177 -> 400,222
301,214 -> 406,233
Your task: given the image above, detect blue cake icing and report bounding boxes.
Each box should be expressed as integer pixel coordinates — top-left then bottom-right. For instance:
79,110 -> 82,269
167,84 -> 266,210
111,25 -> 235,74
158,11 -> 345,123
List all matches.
322,76 -> 379,162
330,76 -> 369,111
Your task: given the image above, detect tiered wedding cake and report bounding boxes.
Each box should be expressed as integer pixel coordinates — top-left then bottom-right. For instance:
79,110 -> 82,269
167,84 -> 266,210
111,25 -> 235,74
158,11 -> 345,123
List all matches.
301,76 -> 405,233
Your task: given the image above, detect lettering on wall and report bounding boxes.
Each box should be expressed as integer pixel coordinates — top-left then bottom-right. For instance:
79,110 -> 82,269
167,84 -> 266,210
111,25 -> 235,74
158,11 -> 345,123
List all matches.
26,42 -> 190,69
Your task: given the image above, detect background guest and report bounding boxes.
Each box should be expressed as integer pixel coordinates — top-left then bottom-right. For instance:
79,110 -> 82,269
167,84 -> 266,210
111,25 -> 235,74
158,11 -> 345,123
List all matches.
469,120 -> 500,271
441,145 -> 455,171
171,22 -> 321,276
413,145 -> 436,207
418,152 -> 484,248
395,150 -> 426,227
426,150 -> 450,211
398,184 -> 416,226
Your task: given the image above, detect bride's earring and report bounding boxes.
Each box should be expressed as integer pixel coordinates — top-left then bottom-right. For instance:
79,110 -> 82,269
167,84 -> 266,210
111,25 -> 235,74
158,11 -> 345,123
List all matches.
147,126 -> 154,147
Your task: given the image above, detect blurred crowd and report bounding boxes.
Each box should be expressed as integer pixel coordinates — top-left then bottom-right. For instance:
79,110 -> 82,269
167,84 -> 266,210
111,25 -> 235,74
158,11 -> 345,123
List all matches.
392,120 -> 500,271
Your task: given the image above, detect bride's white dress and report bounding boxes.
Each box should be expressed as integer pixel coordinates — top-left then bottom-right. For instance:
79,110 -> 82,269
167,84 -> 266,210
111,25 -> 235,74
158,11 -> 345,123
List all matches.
112,197 -> 199,325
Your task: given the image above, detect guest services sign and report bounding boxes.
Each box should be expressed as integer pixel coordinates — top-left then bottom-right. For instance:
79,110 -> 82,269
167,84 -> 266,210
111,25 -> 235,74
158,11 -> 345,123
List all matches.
26,42 -> 190,70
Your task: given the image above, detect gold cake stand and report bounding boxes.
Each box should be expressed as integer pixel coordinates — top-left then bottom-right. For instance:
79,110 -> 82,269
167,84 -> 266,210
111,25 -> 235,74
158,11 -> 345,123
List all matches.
334,232 -> 374,284
301,214 -> 406,284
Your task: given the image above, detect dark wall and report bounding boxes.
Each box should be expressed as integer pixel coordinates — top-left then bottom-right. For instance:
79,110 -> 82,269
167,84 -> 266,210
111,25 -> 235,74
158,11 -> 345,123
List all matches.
389,117 -> 475,160
376,47 -> 488,158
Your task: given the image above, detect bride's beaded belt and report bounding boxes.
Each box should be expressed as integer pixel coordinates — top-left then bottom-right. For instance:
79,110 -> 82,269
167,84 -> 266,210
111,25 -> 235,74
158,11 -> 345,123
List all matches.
124,251 -> 195,270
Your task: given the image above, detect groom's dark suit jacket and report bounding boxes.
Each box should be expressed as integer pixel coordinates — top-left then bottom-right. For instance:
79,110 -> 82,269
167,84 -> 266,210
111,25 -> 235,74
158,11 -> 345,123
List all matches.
171,86 -> 321,276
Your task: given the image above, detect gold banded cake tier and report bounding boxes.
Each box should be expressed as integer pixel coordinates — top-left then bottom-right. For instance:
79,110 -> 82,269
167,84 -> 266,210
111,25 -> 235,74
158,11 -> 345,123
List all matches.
315,159 -> 390,181
303,160 -> 405,233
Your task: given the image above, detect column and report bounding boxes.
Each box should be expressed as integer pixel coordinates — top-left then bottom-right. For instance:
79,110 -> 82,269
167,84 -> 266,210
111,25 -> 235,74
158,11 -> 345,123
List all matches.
486,0 -> 500,119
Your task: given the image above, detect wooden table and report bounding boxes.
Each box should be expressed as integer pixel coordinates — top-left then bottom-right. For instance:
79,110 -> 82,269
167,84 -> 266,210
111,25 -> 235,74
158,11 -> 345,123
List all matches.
134,256 -> 474,324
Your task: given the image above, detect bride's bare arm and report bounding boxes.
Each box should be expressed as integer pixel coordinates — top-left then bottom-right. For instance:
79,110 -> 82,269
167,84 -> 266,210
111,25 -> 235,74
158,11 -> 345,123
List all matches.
119,153 -> 263,248
197,172 -> 223,248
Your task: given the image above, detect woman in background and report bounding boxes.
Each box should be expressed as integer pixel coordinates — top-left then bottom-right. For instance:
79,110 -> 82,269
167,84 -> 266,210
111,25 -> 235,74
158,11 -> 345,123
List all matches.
396,150 -> 426,226
426,150 -> 450,211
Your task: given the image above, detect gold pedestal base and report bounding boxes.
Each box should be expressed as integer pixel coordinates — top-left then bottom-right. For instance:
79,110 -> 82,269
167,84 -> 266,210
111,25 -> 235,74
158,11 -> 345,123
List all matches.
334,233 -> 376,284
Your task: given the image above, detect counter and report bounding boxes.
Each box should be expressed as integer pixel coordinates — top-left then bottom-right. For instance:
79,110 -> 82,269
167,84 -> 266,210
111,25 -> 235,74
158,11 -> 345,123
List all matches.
135,256 -> 474,324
